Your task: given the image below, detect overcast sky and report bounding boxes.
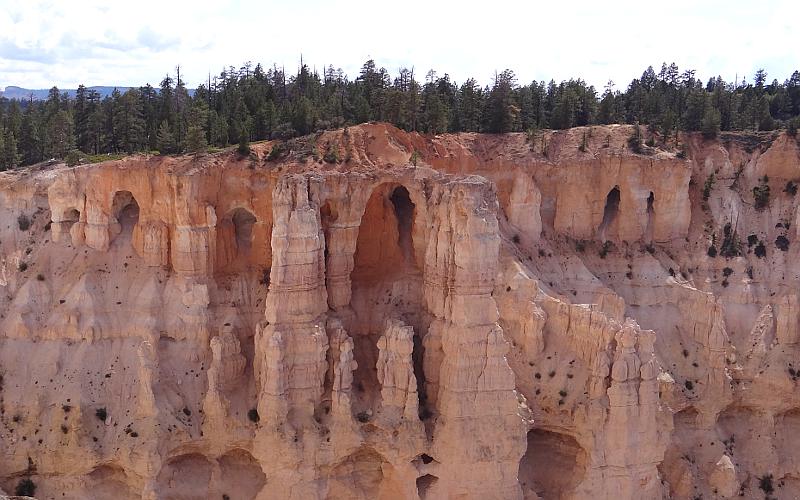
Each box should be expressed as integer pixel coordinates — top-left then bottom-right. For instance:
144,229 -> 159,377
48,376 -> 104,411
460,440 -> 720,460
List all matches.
0,0 -> 797,91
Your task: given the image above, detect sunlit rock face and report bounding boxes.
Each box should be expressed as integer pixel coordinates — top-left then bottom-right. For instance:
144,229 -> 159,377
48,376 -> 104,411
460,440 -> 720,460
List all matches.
1,123 -> 799,500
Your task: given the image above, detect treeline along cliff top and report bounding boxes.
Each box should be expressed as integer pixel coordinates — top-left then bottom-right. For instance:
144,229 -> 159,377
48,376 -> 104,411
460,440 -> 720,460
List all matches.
0,60 -> 799,169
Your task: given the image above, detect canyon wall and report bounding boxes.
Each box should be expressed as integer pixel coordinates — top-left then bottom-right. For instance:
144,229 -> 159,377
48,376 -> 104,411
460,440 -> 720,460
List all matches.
0,123 -> 799,499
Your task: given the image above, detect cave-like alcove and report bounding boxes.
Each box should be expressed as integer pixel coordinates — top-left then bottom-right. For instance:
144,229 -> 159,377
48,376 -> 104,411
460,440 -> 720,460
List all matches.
231,208 -> 257,252
518,429 -> 588,499
64,208 -> 80,226
598,185 -> 620,241
348,183 -> 429,421
216,207 -> 259,273
416,474 -> 439,499
111,191 -> 139,241
327,447 -> 387,499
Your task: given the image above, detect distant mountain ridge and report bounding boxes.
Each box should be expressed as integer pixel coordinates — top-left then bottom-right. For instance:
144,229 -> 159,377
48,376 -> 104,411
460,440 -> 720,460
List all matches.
1,85 -> 195,100
1,86 -> 132,100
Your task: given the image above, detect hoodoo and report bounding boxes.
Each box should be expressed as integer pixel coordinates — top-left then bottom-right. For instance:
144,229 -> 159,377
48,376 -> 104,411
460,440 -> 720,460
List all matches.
1,123 -> 800,499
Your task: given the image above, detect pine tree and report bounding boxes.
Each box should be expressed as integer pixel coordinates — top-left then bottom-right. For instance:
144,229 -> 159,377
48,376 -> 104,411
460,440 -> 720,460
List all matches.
701,107 -> 721,138
185,125 -> 207,153
18,107 -> 41,166
74,85 -> 90,153
237,130 -> 250,156
485,69 -> 519,133
156,120 -> 176,154
0,129 -> 19,169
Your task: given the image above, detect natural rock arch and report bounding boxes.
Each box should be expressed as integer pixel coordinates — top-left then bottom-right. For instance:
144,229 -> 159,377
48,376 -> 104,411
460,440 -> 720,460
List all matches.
54,207 -> 81,244
351,183 -> 419,284
348,182 -> 430,419
216,206 -> 259,271
111,190 -> 140,236
518,428 -> 588,499
63,207 -> 80,228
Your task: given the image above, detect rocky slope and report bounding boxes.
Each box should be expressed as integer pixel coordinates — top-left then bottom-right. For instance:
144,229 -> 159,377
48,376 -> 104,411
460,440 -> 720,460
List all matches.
0,123 -> 798,499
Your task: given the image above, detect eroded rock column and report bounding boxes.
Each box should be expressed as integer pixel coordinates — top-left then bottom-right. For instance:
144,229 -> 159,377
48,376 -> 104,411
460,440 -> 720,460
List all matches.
425,180 -> 527,500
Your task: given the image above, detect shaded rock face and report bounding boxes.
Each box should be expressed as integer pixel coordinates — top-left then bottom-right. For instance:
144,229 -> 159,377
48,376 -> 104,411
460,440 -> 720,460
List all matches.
0,123 -> 798,500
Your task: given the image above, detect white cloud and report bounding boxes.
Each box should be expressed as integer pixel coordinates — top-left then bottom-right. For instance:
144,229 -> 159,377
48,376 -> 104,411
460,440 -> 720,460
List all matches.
0,0 -> 797,90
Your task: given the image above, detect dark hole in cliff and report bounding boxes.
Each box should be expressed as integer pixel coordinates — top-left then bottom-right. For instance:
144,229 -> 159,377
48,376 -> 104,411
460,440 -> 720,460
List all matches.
390,186 -> 416,264
350,183 -> 426,420
519,429 -> 587,499
231,208 -> 257,252
645,191 -> 655,242
598,186 -> 620,241
112,191 -> 139,235
416,474 -> 439,499
413,332 -> 429,419
64,208 -> 80,230
320,201 -> 337,306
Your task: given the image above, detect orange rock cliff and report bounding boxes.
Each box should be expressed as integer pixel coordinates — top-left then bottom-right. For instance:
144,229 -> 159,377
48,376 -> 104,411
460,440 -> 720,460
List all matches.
0,123 -> 799,499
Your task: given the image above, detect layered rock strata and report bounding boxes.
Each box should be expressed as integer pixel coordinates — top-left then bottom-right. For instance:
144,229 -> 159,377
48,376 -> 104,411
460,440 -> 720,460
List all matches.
0,123 -> 798,500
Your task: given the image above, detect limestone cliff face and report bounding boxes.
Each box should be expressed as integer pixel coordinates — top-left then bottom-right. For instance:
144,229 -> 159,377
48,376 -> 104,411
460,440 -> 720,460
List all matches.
0,123 -> 799,500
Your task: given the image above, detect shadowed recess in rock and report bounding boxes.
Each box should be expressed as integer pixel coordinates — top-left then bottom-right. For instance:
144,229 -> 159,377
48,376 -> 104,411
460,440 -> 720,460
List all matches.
326,447 -> 387,499
112,190 -> 139,236
598,185 -> 620,241
518,429 -> 588,499
349,183 -> 428,420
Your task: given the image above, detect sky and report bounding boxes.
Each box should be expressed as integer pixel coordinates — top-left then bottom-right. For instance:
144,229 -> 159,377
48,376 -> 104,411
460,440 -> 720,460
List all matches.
0,0 -> 797,91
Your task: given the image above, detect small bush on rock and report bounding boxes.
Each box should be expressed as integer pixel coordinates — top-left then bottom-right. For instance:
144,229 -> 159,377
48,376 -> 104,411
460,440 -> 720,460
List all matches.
17,214 -> 31,231
247,408 -> 260,423
753,175 -> 770,210
15,478 -> 36,496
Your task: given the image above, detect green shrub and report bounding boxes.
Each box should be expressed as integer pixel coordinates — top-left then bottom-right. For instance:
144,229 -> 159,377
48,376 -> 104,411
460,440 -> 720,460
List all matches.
323,143 -> 339,163
759,474 -> 774,494
599,241 -> 612,259
15,478 -> 36,496
410,150 -> 421,166
628,125 -> 643,153
17,214 -> 31,231
702,173 -> 715,202
788,118 -> 799,137
237,132 -> 250,156
701,107 -> 721,139
753,175 -> 770,210
720,223 -> 742,258
65,149 -> 85,167
267,142 -> 288,161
